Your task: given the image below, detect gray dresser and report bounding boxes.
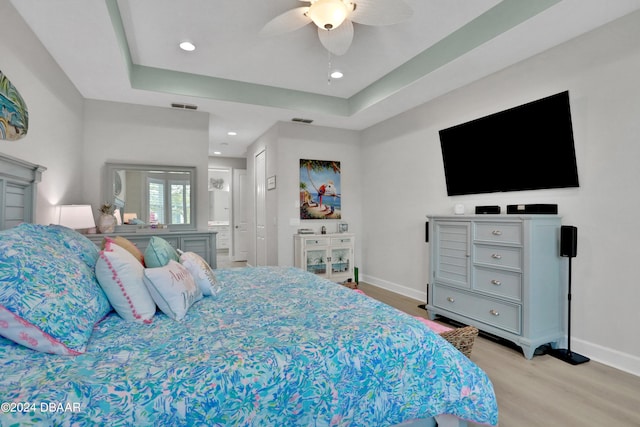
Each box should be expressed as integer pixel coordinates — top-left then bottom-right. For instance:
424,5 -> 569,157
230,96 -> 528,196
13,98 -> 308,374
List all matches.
427,215 -> 563,359
87,231 -> 217,269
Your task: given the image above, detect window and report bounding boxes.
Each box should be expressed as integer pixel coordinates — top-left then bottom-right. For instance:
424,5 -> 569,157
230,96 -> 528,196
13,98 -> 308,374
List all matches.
170,181 -> 190,224
146,173 -> 190,225
147,178 -> 165,224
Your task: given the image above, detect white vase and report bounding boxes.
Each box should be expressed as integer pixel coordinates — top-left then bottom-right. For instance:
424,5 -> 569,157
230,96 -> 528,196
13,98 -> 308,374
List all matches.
97,213 -> 116,234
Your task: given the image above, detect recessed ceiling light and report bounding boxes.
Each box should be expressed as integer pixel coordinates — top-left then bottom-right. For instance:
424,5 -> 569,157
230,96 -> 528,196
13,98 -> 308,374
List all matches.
330,71 -> 344,79
227,131 -> 237,136
213,151 -> 222,155
179,41 -> 196,52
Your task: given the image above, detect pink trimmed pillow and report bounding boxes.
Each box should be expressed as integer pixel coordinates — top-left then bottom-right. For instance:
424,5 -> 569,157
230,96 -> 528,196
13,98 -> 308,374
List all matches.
95,241 -> 156,323
0,224 -> 112,355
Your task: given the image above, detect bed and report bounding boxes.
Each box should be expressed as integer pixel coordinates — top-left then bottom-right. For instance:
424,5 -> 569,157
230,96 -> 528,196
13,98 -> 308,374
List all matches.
0,154 -> 498,426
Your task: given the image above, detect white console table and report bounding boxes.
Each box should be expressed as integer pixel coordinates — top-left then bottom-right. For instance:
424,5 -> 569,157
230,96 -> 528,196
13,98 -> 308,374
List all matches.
87,230 -> 217,269
294,233 -> 355,283
427,215 -> 563,359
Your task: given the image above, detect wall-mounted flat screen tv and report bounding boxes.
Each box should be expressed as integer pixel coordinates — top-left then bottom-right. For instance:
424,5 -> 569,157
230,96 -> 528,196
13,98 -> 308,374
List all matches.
439,91 -> 579,196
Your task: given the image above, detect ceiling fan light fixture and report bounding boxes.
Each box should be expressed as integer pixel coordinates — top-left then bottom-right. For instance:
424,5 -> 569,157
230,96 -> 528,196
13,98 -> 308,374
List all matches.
307,0 -> 350,30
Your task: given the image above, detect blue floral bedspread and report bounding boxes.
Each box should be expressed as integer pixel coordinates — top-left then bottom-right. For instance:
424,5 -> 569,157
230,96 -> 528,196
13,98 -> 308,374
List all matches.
0,267 -> 498,426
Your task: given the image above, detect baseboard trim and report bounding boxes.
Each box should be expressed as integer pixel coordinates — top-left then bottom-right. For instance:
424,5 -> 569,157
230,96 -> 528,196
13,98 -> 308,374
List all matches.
360,274 -> 427,302
570,337 -> 640,377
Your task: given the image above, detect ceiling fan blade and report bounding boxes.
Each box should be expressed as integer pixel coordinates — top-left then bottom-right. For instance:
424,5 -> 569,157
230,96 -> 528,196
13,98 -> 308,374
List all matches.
349,0 -> 413,26
260,7 -> 312,37
318,20 -> 353,56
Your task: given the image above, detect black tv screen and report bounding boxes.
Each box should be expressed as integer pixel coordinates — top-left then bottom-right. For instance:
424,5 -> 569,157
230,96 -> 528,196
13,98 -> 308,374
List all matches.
439,91 -> 579,196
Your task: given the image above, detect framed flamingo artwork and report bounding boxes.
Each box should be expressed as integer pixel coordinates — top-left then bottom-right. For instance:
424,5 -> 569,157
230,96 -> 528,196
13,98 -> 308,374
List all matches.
299,159 -> 341,220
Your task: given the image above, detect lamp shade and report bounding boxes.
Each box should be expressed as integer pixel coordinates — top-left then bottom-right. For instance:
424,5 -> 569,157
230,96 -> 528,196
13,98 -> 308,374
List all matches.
58,205 -> 96,230
307,0 -> 349,30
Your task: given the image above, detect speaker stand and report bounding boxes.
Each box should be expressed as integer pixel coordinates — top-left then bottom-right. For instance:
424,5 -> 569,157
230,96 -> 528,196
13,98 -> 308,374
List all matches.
548,348 -> 590,365
549,256 -> 590,365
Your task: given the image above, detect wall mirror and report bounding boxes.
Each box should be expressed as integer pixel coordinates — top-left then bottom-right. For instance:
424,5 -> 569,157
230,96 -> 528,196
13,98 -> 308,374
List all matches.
104,163 -> 196,231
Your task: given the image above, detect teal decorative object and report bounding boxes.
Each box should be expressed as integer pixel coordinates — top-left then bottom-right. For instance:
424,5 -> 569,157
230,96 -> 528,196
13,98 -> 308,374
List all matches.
0,70 -> 28,141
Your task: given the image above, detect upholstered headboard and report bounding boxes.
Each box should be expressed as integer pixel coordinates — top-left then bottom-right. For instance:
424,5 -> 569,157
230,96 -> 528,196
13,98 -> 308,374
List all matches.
0,153 -> 46,230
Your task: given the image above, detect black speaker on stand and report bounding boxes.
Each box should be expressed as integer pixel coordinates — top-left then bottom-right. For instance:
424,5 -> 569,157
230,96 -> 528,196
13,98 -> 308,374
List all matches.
549,225 -> 590,365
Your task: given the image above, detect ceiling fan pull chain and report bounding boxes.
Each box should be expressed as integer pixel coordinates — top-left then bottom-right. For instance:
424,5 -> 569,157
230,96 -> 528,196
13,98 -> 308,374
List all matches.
327,50 -> 333,85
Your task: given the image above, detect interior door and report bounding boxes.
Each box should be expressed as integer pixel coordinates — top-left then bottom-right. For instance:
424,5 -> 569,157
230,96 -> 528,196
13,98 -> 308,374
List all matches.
255,149 -> 267,266
232,168 -> 248,261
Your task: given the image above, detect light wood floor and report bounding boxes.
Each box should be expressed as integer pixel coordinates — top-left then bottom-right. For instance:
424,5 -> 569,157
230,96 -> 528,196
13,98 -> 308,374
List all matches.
357,282 -> 640,427
216,251 -> 248,269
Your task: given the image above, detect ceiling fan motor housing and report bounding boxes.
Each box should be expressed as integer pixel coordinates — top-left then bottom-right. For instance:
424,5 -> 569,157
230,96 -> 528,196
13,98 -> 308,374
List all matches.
307,0 -> 352,31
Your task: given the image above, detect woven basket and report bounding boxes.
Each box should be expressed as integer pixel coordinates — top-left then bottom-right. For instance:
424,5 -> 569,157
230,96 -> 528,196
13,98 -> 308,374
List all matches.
439,325 -> 479,358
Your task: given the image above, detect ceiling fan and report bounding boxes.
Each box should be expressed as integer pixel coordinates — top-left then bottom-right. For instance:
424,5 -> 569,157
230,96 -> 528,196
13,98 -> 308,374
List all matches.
261,0 -> 413,56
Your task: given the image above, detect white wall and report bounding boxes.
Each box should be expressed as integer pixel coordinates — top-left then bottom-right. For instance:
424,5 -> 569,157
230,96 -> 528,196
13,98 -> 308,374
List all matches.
276,123 -> 362,267
246,122 -> 362,268
81,100 -> 210,230
361,10 -> 640,375
0,1 -> 85,224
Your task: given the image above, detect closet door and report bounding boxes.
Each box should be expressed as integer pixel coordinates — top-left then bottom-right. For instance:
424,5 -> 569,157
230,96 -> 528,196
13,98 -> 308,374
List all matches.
232,168 -> 248,261
255,149 -> 267,266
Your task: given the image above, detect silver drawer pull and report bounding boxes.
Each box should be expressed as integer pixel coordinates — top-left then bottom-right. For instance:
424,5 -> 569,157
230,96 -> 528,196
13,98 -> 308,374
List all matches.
492,230 -> 502,235
491,253 -> 502,259
446,297 -> 455,303
491,279 -> 502,286
489,309 -> 500,316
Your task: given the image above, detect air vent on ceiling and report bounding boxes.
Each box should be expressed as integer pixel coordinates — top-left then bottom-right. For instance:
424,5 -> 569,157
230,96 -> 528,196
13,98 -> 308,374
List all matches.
171,103 -> 198,110
292,117 -> 313,124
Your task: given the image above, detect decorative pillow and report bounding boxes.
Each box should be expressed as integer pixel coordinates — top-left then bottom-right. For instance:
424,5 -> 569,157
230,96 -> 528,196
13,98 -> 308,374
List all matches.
143,260 -> 203,321
178,250 -> 218,296
144,236 -> 179,268
95,241 -> 156,323
102,236 -> 144,265
0,224 -> 112,355
46,224 -> 100,268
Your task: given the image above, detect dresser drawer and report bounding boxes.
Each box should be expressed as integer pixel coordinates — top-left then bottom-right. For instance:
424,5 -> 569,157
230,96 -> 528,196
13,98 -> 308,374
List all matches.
474,222 -> 522,245
433,285 -> 521,334
474,244 -> 522,271
473,267 -> 522,301
331,236 -> 353,246
303,237 -> 330,246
